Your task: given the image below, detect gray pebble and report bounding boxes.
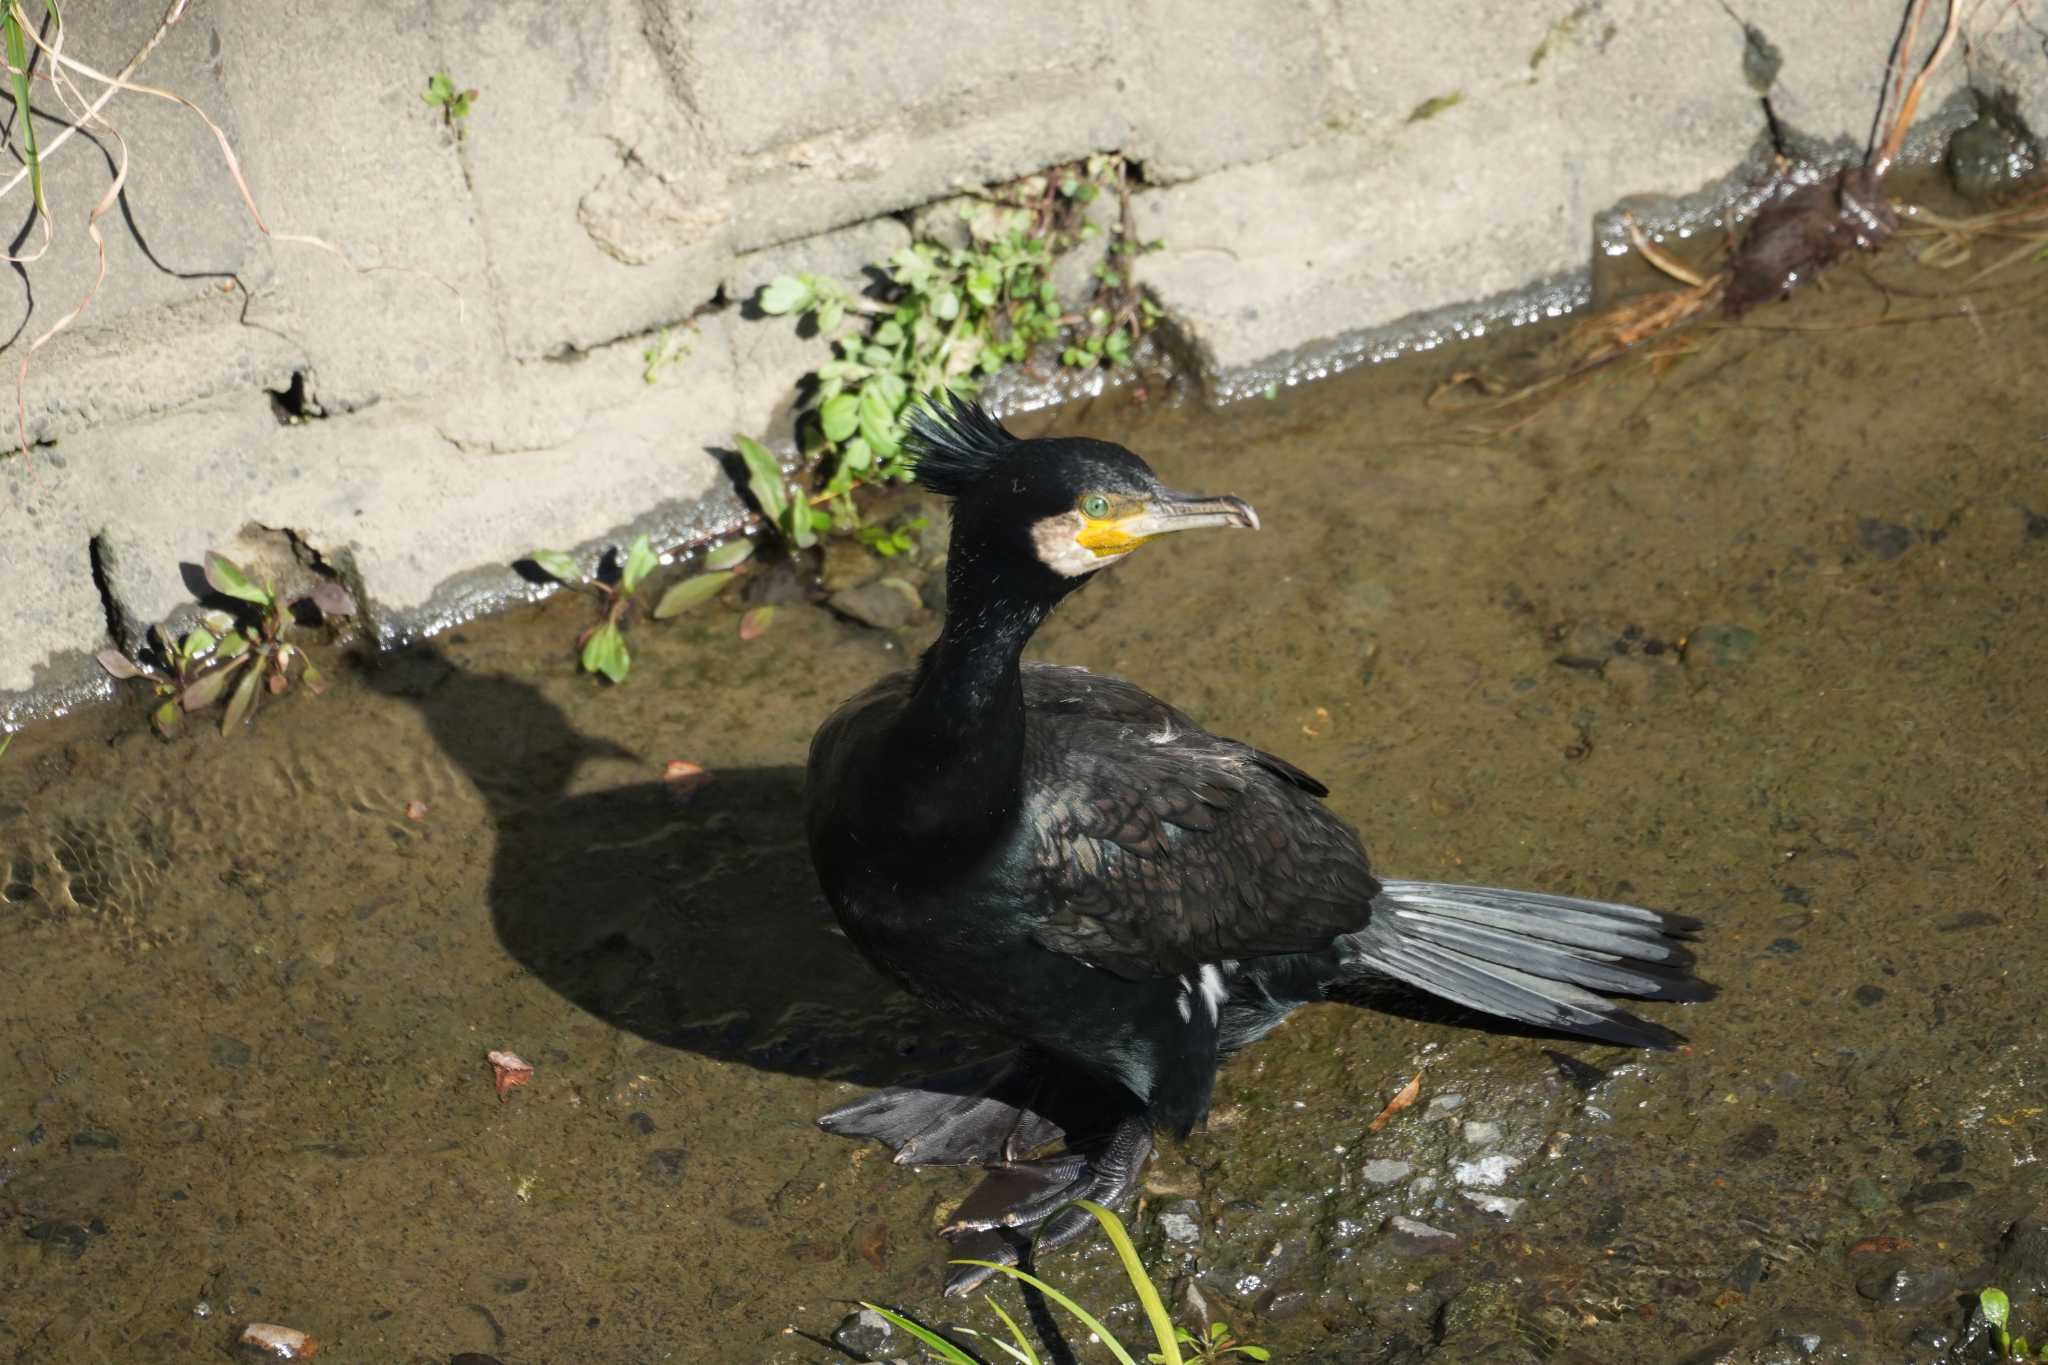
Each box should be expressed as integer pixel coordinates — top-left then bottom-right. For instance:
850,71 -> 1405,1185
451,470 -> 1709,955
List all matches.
1361,1158 -> 1413,1186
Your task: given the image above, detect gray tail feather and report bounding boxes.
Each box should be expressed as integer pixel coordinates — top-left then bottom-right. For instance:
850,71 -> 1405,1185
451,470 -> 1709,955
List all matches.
1344,880 -> 1712,1049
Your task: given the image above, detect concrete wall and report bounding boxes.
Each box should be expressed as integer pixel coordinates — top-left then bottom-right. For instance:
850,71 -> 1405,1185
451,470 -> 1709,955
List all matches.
4,0 -> 2043,723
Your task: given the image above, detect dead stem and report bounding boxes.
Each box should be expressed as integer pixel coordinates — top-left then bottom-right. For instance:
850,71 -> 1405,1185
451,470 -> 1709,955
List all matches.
1872,0 -> 1962,178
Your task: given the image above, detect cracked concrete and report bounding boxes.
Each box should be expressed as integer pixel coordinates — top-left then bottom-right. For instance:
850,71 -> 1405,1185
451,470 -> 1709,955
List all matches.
2,0 -> 2043,724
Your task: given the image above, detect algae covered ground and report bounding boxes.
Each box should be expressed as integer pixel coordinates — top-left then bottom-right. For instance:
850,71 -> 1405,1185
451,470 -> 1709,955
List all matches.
3,242 -> 2045,1363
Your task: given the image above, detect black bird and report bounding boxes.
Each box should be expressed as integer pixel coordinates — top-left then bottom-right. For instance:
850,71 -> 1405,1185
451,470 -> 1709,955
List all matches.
805,395 -> 1709,1290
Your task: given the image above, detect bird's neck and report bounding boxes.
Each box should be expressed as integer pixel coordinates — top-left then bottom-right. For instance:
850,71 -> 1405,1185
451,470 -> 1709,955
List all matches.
886,585 -> 1052,846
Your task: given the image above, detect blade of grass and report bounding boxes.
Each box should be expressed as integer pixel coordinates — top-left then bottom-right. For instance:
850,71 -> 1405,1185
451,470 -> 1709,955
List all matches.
1071,1199 -> 1182,1365
982,1293 -> 1042,1365
856,1302 -> 983,1365
950,1261 -> 1140,1365
3,1 -> 43,214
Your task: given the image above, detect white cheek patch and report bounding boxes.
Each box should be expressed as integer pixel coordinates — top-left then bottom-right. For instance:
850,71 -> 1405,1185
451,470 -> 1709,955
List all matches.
1030,510 -> 1122,578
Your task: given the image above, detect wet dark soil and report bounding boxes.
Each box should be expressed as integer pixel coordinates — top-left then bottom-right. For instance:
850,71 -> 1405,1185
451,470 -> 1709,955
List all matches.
3,242 -> 2046,1364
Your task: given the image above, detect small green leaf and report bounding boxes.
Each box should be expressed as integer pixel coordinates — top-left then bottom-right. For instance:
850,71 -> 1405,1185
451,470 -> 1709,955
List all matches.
151,699 -> 181,736
738,605 -> 776,640
733,435 -> 788,523
758,275 -> 812,315
180,658 -> 244,712
181,628 -> 218,664
222,665 -> 263,733
704,539 -> 755,571
652,572 -> 732,618
1238,1348 -> 1271,1362
95,648 -> 143,680
621,534 -> 660,595
932,289 -> 960,321
217,631 -> 250,660
528,550 -> 581,583
820,392 -> 860,443
580,621 -> 630,683
816,296 -> 845,333
782,499 -> 817,550
204,552 -> 271,607
1984,1288 -> 2012,1330
853,1304 -> 980,1365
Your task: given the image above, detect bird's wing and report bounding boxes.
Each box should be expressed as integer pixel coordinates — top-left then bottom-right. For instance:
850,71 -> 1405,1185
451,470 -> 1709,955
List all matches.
1017,665 -> 1377,979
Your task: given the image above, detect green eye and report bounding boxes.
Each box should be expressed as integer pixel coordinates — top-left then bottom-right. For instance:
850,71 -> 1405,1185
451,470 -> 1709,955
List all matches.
1080,494 -> 1111,519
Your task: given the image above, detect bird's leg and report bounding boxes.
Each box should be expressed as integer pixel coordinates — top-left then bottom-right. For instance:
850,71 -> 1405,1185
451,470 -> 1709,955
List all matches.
938,1110 -> 1154,1295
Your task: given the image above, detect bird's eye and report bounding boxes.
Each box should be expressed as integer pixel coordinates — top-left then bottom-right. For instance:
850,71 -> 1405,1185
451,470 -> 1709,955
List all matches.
1080,494 -> 1111,519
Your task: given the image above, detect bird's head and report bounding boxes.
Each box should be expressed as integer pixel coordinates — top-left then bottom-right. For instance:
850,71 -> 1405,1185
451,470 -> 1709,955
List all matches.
906,393 -> 1258,604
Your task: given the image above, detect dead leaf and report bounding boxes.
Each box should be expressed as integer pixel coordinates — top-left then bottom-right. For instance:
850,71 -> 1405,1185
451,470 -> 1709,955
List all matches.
487,1049 -> 534,1101
1368,1070 -> 1423,1132
1850,1236 -> 1913,1255
856,1221 -> 888,1271
405,800 -> 429,821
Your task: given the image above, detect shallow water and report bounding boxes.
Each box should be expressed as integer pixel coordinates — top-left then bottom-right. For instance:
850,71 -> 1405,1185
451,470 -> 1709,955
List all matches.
4,239 -> 2047,1364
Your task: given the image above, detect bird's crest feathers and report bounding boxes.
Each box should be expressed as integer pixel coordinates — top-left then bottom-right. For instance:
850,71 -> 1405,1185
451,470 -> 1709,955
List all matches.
906,392 -> 1017,497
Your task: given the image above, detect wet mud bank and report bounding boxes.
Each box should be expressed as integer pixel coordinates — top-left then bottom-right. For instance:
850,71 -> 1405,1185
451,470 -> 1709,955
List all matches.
3,241 -> 2046,1361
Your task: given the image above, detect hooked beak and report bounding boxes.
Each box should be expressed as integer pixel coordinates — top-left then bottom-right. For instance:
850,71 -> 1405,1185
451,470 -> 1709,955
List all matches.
1121,490 -> 1261,539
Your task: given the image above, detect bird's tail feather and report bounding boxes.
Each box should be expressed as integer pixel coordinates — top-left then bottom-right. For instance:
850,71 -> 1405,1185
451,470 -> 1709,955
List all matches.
1342,880 -> 1711,1049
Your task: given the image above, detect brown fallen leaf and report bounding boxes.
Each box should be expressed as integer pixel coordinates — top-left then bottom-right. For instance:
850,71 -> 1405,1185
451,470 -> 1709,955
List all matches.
739,605 -> 776,640
1368,1070 -> 1423,1132
856,1220 -> 888,1271
487,1049 -> 534,1102
404,800 -> 429,821
1849,1235 -> 1914,1256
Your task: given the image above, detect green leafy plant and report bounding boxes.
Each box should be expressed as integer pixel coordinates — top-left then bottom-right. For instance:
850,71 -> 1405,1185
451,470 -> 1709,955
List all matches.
642,324 -> 695,383
861,1200 -> 1266,1365
1983,1287 -> 2048,1361
856,514 -> 929,559
734,433 -> 825,550
95,552 -> 354,736
423,70 -> 478,136
757,155 -> 1158,517
526,535 -> 664,684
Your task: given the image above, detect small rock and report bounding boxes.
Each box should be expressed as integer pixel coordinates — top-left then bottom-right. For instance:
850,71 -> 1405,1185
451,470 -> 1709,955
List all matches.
1855,1263 -> 1955,1307
1689,623 -> 1759,669
1460,1121 -> 1500,1146
1423,1093 -> 1464,1118
209,1035 -> 253,1068
1460,1192 -> 1524,1218
1844,1176 -> 1888,1213
1452,1154 -> 1520,1189
1857,518 -> 1914,561
642,1148 -> 687,1181
1385,1215 -> 1463,1255
818,538 -> 881,593
1361,1158 -> 1413,1186
628,1112 -> 656,1135
24,1217 -> 107,1257
828,578 -> 925,631
1853,984 -> 1886,1007
1947,108 -> 2038,202
1157,1201 -> 1202,1245
1725,1122 -> 1779,1161
236,1322 -> 318,1359
831,1307 -> 897,1361
1727,1251 -> 1766,1292
1900,1180 -> 1973,1210
68,1130 -> 120,1150
1997,1210 -> 2048,1292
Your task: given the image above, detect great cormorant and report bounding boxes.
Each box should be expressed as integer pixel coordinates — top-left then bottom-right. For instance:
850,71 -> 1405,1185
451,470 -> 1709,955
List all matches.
805,395 -> 1708,1291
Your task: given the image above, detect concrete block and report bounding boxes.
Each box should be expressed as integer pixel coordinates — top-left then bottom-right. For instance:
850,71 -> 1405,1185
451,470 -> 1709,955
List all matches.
1121,0 -> 1339,182
0,3 -> 286,443
1746,0 -> 1974,153
442,0 -> 734,358
1328,0 -> 1587,131
62,314 -> 740,663
654,0 -> 1130,248
0,457 -> 116,714
209,0 -> 497,412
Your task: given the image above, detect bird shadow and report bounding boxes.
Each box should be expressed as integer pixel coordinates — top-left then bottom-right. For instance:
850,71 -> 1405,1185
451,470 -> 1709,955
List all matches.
371,645 -> 1001,1089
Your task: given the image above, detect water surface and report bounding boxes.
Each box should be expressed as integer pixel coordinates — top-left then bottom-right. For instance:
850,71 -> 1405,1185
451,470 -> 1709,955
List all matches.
3,240 -> 2046,1363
